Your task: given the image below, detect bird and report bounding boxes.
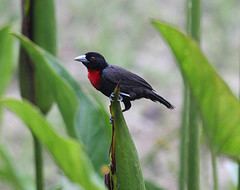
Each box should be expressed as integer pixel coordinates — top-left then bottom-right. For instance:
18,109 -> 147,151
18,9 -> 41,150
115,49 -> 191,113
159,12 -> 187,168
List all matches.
74,52 -> 174,112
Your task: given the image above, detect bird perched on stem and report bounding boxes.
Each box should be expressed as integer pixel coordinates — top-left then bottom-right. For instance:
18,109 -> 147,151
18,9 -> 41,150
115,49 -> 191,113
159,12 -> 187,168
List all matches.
75,52 -> 174,112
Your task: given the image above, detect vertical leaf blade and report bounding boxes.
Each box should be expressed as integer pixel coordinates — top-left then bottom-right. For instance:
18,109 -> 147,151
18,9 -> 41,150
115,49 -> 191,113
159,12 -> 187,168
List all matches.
152,20 -> 240,159
32,0 -> 57,114
32,0 -> 57,54
20,0 -> 57,113
109,87 -> 146,190
0,26 -> 14,96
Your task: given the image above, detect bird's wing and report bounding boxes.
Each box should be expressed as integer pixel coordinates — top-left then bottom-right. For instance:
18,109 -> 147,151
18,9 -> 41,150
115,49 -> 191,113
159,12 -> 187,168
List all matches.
102,65 -> 153,91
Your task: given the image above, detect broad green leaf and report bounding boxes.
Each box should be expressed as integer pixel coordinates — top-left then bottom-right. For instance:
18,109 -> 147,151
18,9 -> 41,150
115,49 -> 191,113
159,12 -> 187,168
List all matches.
15,34 -> 111,172
0,26 -> 14,96
0,99 -> 106,190
44,50 -> 111,172
74,98 -> 111,172
0,146 -> 33,190
16,33 -> 78,137
109,87 -> 146,190
152,20 -> 240,160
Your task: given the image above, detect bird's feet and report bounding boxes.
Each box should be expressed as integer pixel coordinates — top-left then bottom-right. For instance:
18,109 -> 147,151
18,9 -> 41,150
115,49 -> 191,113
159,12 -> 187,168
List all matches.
110,92 -> 123,102
109,116 -> 114,124
110,93 -> 131,112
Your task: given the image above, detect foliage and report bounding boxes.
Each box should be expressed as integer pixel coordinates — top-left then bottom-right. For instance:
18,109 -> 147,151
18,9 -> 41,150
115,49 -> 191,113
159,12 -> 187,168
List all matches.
19,0 -> 56,113
0,146 -> 33,190
14,34 -> 112,173
0,98 -> 106,190
0,26 -> 14,96
152,20 -> 240,160
0,1 -> 239,190
107,86 -> 146,190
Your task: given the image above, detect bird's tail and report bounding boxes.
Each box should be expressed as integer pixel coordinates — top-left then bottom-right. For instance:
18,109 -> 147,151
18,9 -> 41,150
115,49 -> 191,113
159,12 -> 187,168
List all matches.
149,91 -> 174,109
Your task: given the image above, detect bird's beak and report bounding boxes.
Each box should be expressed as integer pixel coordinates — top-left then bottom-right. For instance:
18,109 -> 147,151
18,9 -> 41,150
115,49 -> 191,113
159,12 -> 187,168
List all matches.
74,54 -> 88,63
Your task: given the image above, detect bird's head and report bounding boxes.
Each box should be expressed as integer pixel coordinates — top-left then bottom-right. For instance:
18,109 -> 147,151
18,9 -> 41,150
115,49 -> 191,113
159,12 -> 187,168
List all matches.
74,52 -> 108,70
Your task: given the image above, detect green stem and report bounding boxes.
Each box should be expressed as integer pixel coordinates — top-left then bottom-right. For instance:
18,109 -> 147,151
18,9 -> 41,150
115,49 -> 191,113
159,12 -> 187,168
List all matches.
179,87 -> 190,190
187,98 -> 199,190
187,0 -> 201,41
211,150 -> 218,190
185,0 -> 201,189
33,135 -> 43,190
238,164 -> 240,190
238,46 -> 240,190
179,0 -> 201,186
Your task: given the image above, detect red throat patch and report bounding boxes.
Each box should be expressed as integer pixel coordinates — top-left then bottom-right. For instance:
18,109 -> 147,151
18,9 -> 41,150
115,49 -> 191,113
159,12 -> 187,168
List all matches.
87,69 -> 101,89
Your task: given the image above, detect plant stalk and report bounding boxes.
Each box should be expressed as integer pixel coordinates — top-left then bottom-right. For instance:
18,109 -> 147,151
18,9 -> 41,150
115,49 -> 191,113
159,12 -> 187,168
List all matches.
187,98 -> 199,190
211,151 -> 218,190
186,0 -> 201,190
238,164 -> 240,190
33,135 -> 43,190
187,0 -> 201,41
179,87 -> 190,190
238,43 -> 240,190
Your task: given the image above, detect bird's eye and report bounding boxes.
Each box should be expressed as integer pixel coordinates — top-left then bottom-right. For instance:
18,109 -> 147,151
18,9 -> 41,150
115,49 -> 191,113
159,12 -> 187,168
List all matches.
90,57 -> 96,62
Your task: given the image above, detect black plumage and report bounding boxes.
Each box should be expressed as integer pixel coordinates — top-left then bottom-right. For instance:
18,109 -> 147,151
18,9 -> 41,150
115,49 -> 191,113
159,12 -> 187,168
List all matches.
75,52 -> 174,112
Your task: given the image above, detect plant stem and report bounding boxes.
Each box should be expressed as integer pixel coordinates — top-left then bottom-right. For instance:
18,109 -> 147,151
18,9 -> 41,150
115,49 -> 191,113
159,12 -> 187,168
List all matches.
187,99 -> 199,190
238,46 -> 240,190
179,0 -> 201,185
186,0 -> 201,190
33,135 -> 43,190
187,0 -> 201,41
238,164 -> 240,190
211,150 -> 218,190
238,50 -> 240,190
179,87 -> 190,190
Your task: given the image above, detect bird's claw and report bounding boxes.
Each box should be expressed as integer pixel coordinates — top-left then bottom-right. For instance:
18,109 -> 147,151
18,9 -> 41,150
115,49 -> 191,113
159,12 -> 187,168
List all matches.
110,93 -> 115,102
118,95 -> 123,102
109,116 -> 114,124
110,92 -> 123,102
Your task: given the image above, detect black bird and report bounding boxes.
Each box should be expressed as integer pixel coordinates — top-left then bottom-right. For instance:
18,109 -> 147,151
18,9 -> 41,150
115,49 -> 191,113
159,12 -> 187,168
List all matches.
74,52 -> 174,112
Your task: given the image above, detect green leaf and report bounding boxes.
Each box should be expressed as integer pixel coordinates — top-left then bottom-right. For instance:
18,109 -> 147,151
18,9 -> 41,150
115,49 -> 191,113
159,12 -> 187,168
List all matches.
74,98 -> 111,173
32,0 -> 57,54
19,0 -> 56,113
43,51 -> 112,172
145,180 -> 165,190
109,87 -> 146,190
15,34 -> 111,172
32,0 -> 57,112
0,146 -> 33,190
0,26 -> 14,96
0,98 -> 106,190
152,20 -> 240,160
16,33 -> 78,137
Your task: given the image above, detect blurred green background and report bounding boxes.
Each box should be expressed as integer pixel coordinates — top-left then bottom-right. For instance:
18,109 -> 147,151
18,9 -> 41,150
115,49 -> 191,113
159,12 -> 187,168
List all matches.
0,0 -> 239,189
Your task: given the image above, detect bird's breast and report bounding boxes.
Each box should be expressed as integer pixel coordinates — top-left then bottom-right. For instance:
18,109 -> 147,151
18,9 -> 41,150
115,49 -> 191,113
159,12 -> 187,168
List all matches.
87,69 -> 101,89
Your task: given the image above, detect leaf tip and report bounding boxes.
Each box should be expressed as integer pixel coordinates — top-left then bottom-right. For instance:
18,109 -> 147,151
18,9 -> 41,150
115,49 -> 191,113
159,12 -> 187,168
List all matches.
150,18 -> 160,27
